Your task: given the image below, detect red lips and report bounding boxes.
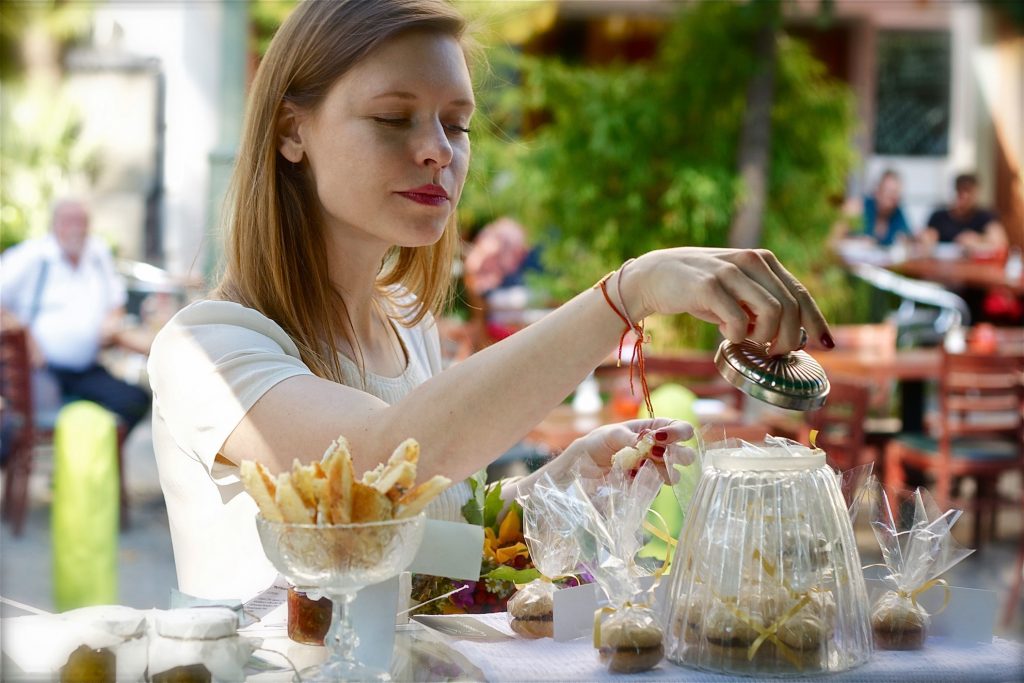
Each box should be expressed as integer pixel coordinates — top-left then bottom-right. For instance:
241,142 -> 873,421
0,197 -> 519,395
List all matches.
397,184 -> 449,206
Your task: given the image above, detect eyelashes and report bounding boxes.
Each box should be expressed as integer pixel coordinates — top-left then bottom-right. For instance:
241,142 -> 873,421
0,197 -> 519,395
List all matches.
371,117 -> 470,135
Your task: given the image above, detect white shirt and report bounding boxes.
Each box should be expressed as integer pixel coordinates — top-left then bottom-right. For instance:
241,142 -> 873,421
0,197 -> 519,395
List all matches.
147,298 -> 472,601
0,235 -> 126,370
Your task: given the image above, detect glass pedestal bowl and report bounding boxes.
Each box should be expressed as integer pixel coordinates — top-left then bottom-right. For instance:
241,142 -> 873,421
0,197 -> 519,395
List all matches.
256,514 -> 426,682
663,444 -> 871,677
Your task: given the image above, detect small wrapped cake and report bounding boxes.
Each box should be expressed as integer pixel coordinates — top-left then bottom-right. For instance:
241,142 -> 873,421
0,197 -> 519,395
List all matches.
507,582 -> 555,639
871,591 -> 929,650
597,605 -> 664,674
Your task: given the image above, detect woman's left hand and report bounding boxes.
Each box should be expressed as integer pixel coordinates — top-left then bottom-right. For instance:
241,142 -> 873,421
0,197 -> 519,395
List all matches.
550,418 -> 695,482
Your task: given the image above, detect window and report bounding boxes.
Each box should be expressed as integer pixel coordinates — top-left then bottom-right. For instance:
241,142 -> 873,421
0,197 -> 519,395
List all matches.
874,31 -> 951,156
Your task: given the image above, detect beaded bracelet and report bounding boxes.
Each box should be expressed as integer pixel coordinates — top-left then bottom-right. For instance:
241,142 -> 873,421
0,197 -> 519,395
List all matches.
593,260 -> 654,417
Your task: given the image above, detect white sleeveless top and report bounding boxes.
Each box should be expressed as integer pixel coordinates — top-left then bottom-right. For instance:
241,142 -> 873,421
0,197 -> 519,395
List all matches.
148,297 -> 471,601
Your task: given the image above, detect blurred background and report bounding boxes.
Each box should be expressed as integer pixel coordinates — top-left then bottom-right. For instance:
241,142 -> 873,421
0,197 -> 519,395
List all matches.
1,0 -> 1022,640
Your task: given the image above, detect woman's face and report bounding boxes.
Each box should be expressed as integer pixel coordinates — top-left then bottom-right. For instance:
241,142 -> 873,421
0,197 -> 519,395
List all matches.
283,31 -> 474,252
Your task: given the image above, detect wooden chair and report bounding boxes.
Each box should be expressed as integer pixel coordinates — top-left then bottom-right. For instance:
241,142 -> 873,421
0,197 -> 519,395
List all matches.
1,328 -> 36,535
885,350 -> 1024,549
642,353 -> 746,411
802,378 -> 873,472
0,327 -> 130,536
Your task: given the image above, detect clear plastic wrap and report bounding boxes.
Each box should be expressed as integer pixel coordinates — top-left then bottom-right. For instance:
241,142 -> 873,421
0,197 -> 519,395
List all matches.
508,482 -> 587,639
526,458 -> 666,672
664,437 -> 872,677
868,480 -> 974,650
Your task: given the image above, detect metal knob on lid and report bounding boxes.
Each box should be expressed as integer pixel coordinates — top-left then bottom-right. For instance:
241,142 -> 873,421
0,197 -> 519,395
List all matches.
714,339 -> 829,411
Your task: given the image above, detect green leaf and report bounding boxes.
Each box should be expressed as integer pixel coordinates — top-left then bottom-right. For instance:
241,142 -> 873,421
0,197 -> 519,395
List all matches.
483,480 -> 504,531
461,476 -> 484,527
482,565 -> 541,584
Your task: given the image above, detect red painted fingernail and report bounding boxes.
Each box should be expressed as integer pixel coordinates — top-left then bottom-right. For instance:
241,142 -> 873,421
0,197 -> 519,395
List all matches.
651,445 -> 666,459
820,332 -> 835,349
655,431 -> 668,441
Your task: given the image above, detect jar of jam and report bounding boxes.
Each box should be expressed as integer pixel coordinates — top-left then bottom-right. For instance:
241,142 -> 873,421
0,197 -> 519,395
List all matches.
60,645 -> 115,683
287,586 -> 333,645
60,605 -> 147,683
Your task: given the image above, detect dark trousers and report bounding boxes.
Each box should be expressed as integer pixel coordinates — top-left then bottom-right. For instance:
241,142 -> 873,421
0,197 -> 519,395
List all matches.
48,364 -> 150,432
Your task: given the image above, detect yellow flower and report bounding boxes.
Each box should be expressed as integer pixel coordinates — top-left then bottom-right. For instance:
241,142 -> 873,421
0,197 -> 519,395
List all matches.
483,508 -> 530,565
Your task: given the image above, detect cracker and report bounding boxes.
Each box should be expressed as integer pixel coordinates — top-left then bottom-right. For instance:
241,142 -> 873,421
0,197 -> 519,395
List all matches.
240,460 -> 284,522
394,475 -> 451,519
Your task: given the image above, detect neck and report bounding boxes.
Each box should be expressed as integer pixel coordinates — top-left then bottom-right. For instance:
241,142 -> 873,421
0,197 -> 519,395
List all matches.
323,228 -> 393,351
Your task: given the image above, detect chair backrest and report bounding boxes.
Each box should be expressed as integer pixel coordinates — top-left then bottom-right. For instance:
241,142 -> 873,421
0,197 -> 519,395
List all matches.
939,351 -> 1024,450
803,379 -> 870,471
0,327 -> 35,459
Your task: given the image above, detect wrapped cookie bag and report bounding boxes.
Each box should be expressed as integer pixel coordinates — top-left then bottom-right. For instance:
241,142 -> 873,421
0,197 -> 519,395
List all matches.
532,458 -> 667,673
869,481 -> 974,650
507,486 -> 584,638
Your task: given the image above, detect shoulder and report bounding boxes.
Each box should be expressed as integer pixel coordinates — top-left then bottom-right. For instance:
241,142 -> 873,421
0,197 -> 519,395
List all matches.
152,299 -> 305,361
926,207 -> 950,225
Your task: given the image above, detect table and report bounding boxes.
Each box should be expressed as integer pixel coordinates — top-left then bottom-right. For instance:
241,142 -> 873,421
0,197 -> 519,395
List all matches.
891,257 -> 1024,297
248,614 -> 1024,682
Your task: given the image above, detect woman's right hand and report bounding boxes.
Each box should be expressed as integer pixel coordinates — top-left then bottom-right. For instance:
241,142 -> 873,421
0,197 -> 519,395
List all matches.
619,248 -> 833,355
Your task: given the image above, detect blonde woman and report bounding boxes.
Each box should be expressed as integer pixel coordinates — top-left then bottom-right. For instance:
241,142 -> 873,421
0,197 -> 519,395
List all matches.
148,0 -> 833,601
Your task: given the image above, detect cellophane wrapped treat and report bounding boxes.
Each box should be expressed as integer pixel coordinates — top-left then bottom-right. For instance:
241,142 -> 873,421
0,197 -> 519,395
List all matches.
664,437 -> 872,677
507,486 -> 584,638
529,458 -> 666,673
869,480 -> 974,650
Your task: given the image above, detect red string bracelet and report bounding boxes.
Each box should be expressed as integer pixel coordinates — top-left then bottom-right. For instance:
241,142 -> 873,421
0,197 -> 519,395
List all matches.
594,262 -> 653,417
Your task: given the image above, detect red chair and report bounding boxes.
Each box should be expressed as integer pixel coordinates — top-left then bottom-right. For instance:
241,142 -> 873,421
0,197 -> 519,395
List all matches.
0,327 -> 130,535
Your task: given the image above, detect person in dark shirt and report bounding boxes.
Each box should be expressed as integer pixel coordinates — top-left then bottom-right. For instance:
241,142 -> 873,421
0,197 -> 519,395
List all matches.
923,173 -> 1008,256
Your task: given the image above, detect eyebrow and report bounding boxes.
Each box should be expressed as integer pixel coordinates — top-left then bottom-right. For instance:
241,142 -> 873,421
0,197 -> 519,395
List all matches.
371,90 -> 475,107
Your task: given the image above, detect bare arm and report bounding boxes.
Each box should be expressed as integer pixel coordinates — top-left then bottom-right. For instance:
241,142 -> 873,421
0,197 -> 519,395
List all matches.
221,248 -> 832,480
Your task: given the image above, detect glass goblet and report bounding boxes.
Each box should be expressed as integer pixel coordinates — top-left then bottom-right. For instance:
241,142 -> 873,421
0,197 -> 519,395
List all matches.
256,514 -> 426,682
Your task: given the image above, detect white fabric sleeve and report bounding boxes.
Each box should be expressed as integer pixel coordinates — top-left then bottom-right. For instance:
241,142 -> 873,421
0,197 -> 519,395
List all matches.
0,241 -> 38,315
148,300 -> 313,479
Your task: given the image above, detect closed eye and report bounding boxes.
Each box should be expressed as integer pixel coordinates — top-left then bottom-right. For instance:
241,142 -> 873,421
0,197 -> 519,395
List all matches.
372,116 -> 410,127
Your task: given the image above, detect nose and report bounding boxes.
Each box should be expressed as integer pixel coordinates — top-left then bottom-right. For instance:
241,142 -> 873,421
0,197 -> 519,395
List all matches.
414,118 -> 454,170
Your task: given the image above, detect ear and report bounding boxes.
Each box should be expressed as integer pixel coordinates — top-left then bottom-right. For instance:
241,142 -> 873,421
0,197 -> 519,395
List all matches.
277,102 -> 306,163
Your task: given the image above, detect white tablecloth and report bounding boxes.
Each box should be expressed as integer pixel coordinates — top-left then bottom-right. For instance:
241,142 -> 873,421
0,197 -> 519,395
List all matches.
437,613 -> 1024,683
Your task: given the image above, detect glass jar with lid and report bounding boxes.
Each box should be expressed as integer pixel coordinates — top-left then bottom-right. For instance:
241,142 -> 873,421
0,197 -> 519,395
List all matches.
148,607 -> 256,683
663,441 -> 872,676
60,605 -> 148,683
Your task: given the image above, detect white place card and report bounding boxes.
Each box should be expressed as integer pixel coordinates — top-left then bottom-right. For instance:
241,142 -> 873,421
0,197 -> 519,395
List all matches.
552,575 -> 668,642
352,519 -> 484,669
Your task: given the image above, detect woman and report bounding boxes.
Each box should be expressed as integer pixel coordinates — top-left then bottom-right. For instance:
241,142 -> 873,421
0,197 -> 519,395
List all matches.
148,0 -> 833,601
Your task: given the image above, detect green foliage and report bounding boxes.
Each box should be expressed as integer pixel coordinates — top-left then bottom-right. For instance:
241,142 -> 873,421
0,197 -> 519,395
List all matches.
0,84 -> 98,251
250,0 -> 298,58
460,2 -> 862,348
461,475 -> 505,529
1,4 -> 95,251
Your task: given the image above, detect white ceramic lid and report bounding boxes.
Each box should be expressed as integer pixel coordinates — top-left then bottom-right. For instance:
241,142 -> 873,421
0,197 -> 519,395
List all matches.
153,606 -> 238,639
710,446 -> 826,472
62,605 -> 147,639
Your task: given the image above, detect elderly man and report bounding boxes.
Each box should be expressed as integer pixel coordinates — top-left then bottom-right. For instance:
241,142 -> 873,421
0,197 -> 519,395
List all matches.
0,198 -> 149,434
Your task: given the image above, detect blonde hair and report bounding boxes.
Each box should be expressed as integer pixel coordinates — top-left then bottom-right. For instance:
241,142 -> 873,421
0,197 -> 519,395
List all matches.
214,0 -> 466,382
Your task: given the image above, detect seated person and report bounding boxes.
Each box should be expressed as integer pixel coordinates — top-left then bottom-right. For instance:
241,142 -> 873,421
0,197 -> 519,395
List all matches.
831,169 -> 911,248
462,217 -> 543,344
922,173 -> 1008,256
0,198 -> 150,436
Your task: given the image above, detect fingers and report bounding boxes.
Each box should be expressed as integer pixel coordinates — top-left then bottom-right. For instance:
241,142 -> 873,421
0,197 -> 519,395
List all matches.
622,418 -> 694,444
758,250 -> 833,351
